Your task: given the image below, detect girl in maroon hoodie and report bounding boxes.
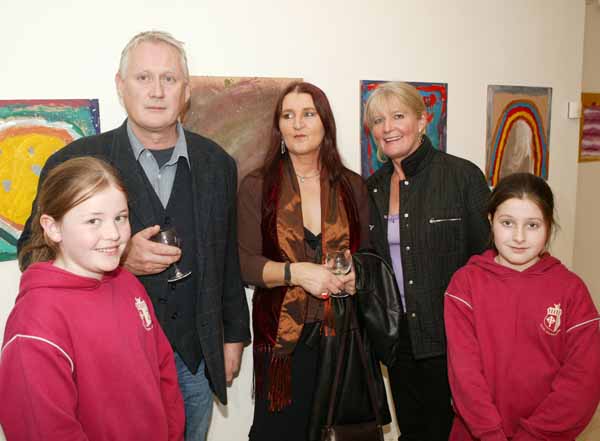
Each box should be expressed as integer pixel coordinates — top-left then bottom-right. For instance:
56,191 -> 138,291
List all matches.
444,172 -> 600,441
0,157 -> 184,441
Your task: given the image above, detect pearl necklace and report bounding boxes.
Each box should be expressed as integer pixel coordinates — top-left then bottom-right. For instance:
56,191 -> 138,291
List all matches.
296,170 -> 320,183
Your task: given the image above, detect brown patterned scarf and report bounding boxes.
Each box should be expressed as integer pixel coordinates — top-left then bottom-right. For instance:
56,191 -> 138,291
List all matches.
253,158 -> 360,411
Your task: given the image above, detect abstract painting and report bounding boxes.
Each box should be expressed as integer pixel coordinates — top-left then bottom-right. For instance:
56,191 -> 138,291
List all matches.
360,80 -> 448,178
485,85 -> 552,187
182,76 -> 301,183
579,93 -> 600,162
0,99 -> 100,262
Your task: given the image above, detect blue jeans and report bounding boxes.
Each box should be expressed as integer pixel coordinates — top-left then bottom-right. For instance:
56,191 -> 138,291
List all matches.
175,353 -> 213,441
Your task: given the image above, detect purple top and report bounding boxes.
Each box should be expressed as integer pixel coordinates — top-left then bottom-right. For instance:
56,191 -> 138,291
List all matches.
387,214 -> 406,311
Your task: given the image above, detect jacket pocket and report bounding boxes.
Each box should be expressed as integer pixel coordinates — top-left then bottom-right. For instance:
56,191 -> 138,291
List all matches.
423,209 -> 464,253
428,217 -> 462,224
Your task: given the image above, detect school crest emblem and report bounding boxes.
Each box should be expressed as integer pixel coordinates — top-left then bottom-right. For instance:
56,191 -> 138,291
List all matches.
541,303 -> 562,335
135,297 -> 153,331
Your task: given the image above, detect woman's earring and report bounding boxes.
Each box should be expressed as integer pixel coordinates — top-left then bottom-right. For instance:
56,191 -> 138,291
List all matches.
281,139 -> 286,155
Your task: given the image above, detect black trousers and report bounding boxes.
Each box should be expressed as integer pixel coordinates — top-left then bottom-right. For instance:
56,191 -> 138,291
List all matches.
249,323 -> 320,441
388,319 -> 454,441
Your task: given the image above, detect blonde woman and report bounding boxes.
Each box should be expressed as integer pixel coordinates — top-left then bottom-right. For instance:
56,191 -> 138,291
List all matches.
364,82 -> 490,441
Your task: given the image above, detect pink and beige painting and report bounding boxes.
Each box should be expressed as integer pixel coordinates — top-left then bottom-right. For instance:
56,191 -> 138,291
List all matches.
579,93 -> 600,162
182,76 -> 300,183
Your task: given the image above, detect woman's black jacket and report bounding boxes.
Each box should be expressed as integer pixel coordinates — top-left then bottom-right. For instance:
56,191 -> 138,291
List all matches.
366,136 -> 490,360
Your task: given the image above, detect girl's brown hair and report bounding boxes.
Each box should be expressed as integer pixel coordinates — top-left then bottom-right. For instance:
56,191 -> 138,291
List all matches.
488,172 -> 557,249
18,156 -> 127,271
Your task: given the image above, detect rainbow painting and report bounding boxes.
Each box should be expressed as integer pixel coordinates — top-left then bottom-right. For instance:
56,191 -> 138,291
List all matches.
579,93 -> 600,162
485,85 -> 552,187
360,80 -> 448,178
183,76 -> 301,184
0,99 -> 100,262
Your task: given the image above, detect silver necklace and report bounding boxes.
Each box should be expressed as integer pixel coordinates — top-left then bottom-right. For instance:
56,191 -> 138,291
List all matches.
296,170 -> 320,183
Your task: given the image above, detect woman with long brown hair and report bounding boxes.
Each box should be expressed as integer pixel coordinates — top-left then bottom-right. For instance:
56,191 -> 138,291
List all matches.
238,82 -> 387,440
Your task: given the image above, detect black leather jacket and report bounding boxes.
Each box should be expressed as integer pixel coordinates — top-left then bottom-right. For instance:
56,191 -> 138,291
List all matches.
367,136 -> 490,359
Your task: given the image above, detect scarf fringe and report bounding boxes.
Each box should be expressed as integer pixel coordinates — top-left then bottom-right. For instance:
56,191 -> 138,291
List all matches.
322,298 -> 336,336
267,354 -> 292,411
253,345 -> 293,412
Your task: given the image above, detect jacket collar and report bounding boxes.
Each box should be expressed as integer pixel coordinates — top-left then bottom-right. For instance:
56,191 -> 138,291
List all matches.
367,135 -> 435,189
110,120 -> 159,228
399,135 -> 435,178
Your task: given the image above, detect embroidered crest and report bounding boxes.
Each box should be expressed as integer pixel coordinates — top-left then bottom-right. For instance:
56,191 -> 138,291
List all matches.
541,303 -> 562,335
135,297 -> 153,331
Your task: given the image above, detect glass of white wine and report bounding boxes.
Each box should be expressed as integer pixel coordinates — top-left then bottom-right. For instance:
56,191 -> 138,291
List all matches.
325,248 -> 352,298
150,227 -> 192,283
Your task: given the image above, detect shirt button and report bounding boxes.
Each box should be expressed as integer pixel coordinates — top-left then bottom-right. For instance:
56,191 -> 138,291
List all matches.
405,246 -> 411,251
408,280 -> 414,285
373,188 -> 378,193
411,312 -> 417,318
404,213 -> 409,218
404,181 -> 409,186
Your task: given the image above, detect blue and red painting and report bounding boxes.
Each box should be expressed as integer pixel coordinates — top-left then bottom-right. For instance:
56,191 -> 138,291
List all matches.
360,80 -> 448,178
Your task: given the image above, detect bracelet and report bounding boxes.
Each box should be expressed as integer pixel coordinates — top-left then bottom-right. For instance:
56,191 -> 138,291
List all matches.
284,262 -> 292,286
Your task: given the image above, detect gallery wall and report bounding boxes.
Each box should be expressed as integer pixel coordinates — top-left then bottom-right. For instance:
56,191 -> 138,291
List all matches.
574,3 -> 600,434
575,3 -> 600,308
0,1 -> 589,440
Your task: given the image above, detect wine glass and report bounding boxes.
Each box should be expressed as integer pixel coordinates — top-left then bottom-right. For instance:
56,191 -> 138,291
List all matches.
150,227 -> 192,283
325,248 -> 352,298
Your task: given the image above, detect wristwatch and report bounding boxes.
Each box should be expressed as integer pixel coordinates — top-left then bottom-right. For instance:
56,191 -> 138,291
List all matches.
284,262 -> 292,286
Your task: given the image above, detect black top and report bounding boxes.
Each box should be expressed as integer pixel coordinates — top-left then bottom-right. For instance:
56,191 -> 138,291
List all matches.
148,146 -> 175,168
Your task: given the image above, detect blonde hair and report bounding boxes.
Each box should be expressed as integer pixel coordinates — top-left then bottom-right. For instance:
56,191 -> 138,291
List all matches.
118,30 -> 189,80
363,82 -> 427,162
18,157 -> 127,271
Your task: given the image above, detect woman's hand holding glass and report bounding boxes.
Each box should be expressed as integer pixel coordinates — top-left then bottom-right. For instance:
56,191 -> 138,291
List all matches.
288,262 -> 344,299
324,249 -> 356,298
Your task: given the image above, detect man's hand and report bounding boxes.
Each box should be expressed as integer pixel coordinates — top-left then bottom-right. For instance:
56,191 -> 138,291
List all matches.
223,342 -> 244,386
123,225 -> 181,276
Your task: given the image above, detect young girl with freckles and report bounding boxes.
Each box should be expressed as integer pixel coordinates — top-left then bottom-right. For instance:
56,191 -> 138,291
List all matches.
444,172 -> 600,441
0,157 -> 184,441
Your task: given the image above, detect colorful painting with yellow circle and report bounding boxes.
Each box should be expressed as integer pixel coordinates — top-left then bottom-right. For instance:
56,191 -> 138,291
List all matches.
0,99 -> 100,261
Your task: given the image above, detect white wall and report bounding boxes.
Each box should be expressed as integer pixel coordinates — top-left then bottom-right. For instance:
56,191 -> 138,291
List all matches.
574,5 -> 600,439
575,3 -> 600,306
0,1 -> 588,440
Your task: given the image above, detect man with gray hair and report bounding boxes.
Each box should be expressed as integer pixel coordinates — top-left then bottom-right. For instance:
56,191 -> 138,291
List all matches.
18,30 -> 251,440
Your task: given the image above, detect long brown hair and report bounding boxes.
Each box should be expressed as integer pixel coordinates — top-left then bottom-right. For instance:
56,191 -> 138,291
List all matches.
261,82 -> 344,189
18,157 -> 128,271
260,82 -> 361,250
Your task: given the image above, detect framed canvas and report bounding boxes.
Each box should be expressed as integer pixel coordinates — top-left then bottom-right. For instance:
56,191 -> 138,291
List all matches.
360,80 -> 447,178
485,85 -> 552,186
183,76 -> 301,184
579,93 -> 600,162
0,99 -> 100,262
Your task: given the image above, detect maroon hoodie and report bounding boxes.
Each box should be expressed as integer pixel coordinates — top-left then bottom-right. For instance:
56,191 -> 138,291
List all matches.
0,262 -> 184,441
445,250 -> 600,441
